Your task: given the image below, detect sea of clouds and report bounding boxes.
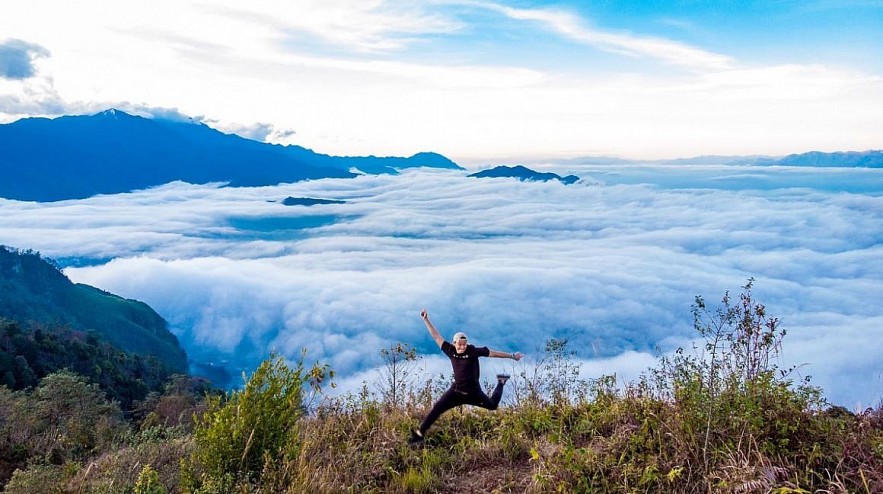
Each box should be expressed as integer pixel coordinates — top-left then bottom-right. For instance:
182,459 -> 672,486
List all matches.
1,164 -> 881,408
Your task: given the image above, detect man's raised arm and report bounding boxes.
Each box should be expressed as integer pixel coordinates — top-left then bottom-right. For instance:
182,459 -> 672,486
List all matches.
421,309 -> 444,348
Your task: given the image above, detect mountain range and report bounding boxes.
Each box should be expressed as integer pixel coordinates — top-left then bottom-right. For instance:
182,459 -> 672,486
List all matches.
1,109 -> 878,203
0,109 -> 462,202
551,150 -> 883,167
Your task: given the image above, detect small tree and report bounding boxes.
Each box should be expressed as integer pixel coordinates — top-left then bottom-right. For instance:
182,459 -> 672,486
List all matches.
375,342 -> 419,409
32,371 -> 125,461
515,338 -> 585,406
650,279 -> 822,469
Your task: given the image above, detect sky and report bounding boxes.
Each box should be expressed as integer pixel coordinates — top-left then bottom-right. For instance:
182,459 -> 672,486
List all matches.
1,0 -> 882,163
1,165 -> 882,408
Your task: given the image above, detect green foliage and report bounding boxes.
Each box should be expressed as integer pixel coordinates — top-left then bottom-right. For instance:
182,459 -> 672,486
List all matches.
31,371 -> 127,461
134,464 -> 167,494
2,463 -> 71,494
133,374 -> 216,436
182,351 -> 333,492
0,245 -> 187,372
647,278 -> 824,473
0,371 -> 123,487
0,318 -> 181,412
71,425 -> 192,493
0,385 -> 29,485
0,371 -> 206,491
516,337 -> 588,408
396,451 -> 441,494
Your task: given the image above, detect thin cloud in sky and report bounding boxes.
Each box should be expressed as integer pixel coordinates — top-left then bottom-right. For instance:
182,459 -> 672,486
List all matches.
269,1 -> 459,53
1,1 -> 881,160
466,1 -> 734,71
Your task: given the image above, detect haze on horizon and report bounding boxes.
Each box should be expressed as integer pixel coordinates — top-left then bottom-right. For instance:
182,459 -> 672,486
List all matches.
2,0 -> 882,163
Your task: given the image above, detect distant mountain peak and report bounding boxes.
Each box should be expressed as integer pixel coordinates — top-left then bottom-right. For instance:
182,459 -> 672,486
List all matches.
96,108 -> 131,119
469,165 -> 580,184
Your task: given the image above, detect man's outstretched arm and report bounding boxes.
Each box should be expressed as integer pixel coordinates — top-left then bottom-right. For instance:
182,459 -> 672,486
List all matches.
488,349 -> 523,361
420,309 -> 444,348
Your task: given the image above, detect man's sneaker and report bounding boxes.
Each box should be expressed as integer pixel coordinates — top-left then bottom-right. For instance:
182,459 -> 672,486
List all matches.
408,429 -> 424,445
496,374 -> 511,385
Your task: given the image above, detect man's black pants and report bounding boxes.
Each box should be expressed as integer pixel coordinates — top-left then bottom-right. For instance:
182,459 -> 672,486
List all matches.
418,381 -> 504,435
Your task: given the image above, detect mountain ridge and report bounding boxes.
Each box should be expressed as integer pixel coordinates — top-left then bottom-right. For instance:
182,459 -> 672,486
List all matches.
548,150 -> 883,167
0,109 -> 462,202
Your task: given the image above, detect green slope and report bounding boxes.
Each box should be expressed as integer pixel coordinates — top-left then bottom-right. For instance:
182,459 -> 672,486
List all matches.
0,246 -> 187,373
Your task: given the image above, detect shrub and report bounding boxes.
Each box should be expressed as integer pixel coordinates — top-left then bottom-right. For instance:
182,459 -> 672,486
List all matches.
632,279 -> 843,493
515,338 -> 586,407
134,464 -> 166,494
2,463 -> 71,494
181,351 -> 332,492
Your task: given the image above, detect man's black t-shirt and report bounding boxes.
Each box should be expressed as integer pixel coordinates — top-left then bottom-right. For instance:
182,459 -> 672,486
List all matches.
441,341 -> 490,389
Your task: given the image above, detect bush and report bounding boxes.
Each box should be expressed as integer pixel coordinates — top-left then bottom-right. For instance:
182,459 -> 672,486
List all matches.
3,463 -> 71,494
134,464 -> 166,494
181,351 -> 332,492
515,338 -> 586,407
648,280 -> 823,464
68,425 -> 192,493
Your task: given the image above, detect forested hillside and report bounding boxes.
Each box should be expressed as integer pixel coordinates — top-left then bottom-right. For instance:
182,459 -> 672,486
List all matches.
0,318 -> 182,410
0,246 -> 187,373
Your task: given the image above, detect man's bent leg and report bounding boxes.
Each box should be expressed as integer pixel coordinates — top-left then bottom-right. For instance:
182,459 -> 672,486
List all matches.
489,381 -> 504,408
469,381 -> 505,411
419,387 -> 464,435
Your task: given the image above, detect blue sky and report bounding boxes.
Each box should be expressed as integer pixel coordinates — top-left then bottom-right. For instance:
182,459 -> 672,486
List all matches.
1,0 -> 881,162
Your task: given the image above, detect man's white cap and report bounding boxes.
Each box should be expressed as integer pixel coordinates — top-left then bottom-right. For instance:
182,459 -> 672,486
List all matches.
452,332 -> 468,342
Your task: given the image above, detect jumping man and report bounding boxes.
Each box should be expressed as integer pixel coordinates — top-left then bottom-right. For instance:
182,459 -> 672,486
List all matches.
409,308 -> 523,444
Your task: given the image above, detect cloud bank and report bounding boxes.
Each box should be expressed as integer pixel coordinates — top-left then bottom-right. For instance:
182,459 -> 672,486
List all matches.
1,165 -> 881,407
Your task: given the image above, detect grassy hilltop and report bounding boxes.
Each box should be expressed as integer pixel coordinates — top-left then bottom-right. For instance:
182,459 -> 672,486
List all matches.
1,281 -> 882,493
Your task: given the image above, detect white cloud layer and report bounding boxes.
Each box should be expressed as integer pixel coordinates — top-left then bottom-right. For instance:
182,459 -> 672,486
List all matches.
1,165 -> 881,408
